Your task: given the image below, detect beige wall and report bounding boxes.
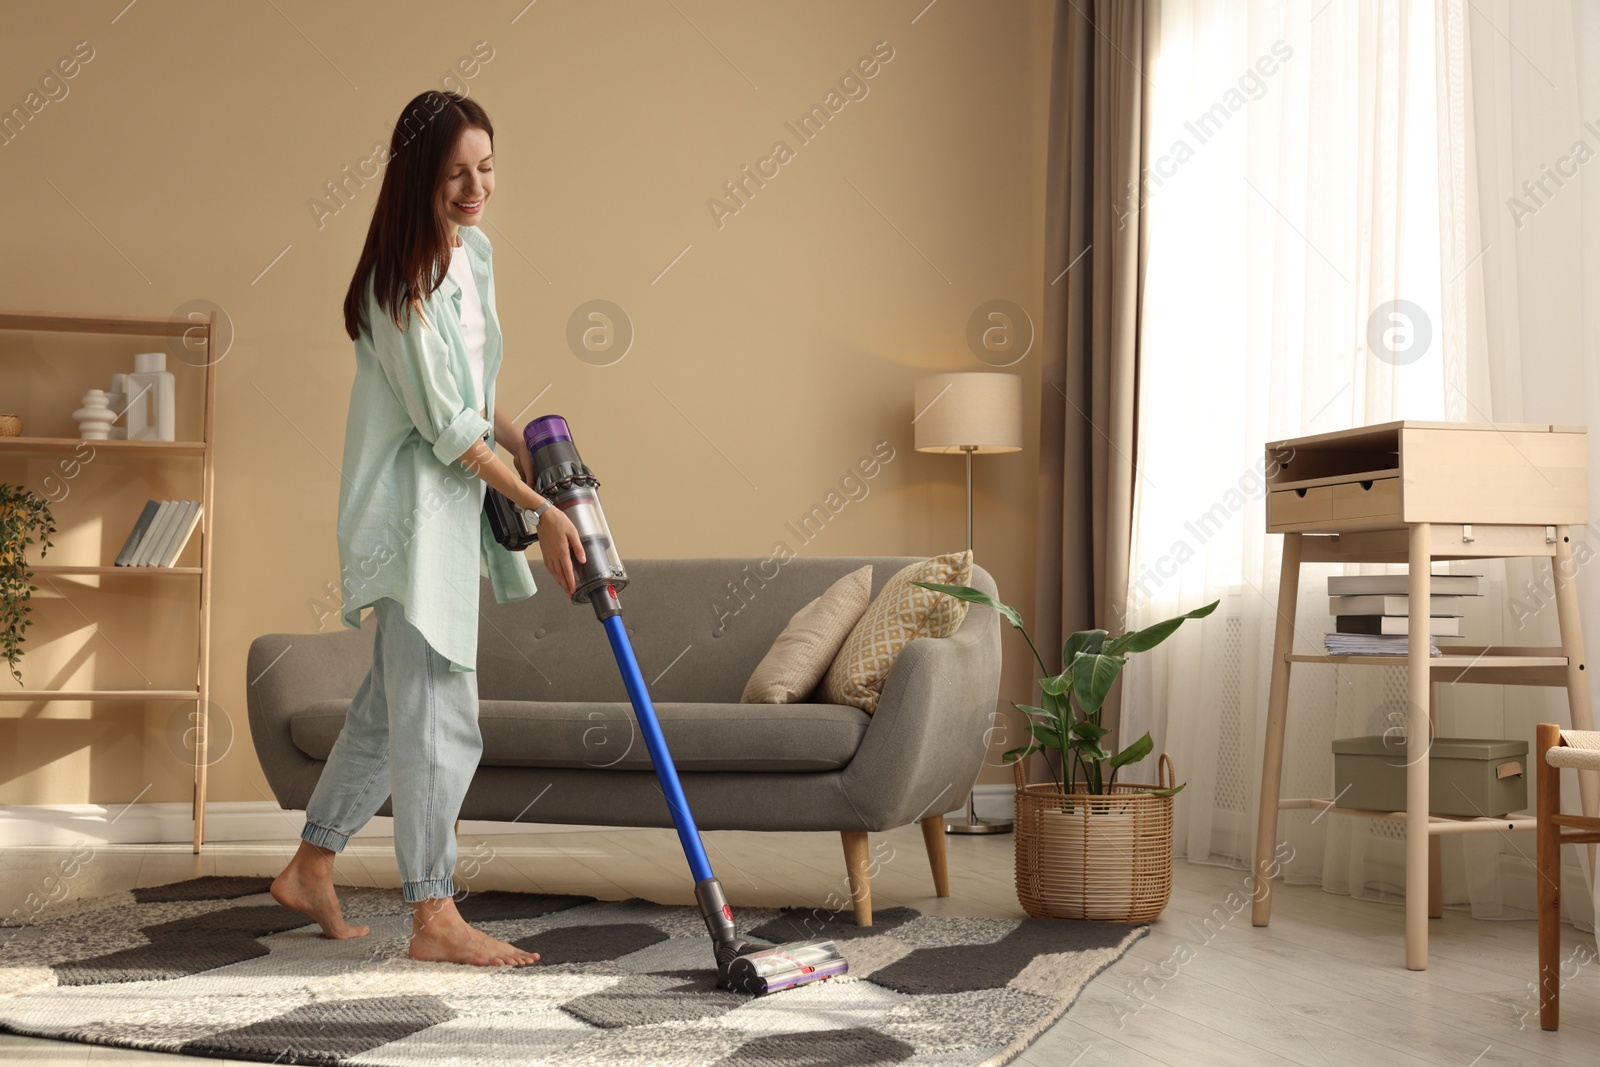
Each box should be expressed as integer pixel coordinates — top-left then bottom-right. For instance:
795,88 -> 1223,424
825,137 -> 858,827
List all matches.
0,0 -> 1054,811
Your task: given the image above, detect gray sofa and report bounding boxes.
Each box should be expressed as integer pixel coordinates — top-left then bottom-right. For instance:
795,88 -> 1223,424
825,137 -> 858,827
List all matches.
247,556 -> 1002,924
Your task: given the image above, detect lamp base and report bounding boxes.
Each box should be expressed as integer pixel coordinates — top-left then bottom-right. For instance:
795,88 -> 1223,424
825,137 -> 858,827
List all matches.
945,815 -> 1014,835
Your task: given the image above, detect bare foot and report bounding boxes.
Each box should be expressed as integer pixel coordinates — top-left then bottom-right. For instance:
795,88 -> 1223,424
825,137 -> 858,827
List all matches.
270,840 -> 370,939
408,895 -> 540,967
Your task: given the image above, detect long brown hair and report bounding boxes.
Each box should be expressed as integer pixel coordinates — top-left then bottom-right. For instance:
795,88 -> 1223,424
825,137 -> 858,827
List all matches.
343,90 -> 494,340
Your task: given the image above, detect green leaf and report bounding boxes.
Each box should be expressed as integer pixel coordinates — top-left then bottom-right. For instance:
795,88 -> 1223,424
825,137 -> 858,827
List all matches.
1069,719 -> 1110,741
1011,703 -> 1049,719
1070,652 -> 1126,717
1142,783 -> 1188,797
1063,629 -> 1108,665
910,581 -> 1021,629
1104,599 -> 1220,655
1027,722 -> 1064,748
1002,744 -> 1042,763
1069,736 -> 1111,763
1040,673 -> 1072,696
1107,731 -> 1154,770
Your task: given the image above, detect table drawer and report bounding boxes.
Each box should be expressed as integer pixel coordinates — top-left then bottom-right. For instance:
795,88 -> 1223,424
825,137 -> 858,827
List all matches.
1268,485 -> 1332,528
1269,475 -> 1401,530
1331,476 -> 1400,521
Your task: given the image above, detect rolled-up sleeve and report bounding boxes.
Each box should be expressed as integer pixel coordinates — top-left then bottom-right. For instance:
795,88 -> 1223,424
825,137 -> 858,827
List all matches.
368,292 -> 490,467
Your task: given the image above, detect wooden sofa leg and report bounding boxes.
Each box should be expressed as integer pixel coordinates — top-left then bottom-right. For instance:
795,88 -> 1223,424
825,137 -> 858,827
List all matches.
920,815 -> 951,897
841,831 -> 872,926
1538,722 -> 1562,1031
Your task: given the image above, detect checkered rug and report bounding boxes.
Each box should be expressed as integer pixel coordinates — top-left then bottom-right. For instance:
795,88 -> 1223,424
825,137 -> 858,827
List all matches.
0,876 -> 1144,1065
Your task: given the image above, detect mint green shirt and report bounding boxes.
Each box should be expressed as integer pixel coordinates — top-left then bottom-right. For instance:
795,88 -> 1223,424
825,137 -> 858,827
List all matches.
336,223 -> 537,672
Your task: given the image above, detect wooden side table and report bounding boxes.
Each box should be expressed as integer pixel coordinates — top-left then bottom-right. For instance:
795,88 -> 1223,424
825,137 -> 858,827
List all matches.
1251,421 -> 1594,969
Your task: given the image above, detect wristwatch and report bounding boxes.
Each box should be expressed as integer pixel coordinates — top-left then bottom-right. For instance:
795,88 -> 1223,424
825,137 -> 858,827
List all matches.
523,499 -> 552,529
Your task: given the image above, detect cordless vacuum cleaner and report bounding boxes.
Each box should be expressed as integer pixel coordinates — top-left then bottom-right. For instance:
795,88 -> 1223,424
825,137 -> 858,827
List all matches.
520,414 -> 849,996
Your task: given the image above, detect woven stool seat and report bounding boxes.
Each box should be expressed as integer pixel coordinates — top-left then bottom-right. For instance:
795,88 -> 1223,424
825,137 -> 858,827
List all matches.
1546,730 -> 1600,770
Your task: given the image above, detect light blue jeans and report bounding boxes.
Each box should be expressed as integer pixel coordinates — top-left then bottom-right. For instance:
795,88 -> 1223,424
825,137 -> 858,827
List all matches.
300,596 -> 480,903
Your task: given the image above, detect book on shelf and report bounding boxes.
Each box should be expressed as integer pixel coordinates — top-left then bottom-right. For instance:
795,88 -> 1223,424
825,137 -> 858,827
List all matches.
150,500 -> 199,567
113,500 -> 160,566
114,499 -> 203,567
130,501 -> 174,566
1333,614 -> 1462,637
160,501 -> 203,566
1326,573 -> 1481,596
1323,632 -> 1442,656
1328,594 -> 1469,616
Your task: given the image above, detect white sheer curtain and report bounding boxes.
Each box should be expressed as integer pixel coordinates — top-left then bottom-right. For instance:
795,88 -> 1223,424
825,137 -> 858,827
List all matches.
1117,0 -> 1564,920
1456,0 -> 1600,926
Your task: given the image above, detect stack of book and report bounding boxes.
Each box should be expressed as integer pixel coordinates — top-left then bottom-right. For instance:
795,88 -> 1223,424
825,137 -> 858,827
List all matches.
1323,573 -> 1480,655
114,499 -> 203,567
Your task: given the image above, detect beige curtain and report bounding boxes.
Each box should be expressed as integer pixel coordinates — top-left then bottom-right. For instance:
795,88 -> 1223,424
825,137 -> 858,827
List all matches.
1034,0 -> 1149,745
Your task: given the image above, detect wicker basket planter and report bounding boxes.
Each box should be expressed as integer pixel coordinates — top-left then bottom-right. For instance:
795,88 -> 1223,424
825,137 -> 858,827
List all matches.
1013,754 -> 1176,922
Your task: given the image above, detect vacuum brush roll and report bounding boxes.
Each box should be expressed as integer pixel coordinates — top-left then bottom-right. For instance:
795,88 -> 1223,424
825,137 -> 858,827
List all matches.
721,941 -> 850,995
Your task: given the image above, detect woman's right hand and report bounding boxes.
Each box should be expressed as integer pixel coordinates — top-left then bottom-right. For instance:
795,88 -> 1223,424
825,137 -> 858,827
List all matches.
537,505 -> 587,598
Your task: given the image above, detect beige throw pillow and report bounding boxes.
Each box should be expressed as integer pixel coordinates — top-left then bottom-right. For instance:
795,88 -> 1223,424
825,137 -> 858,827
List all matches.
739,565 -> 874,704
821,550 -> 974,713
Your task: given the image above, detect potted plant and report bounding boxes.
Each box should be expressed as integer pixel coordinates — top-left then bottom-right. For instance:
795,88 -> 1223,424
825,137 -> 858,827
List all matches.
1,484 -> 56,684
914,580 -> 1216,921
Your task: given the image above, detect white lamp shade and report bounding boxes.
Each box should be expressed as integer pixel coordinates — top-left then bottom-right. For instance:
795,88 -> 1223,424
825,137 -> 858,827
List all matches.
912,372 -> 1023,454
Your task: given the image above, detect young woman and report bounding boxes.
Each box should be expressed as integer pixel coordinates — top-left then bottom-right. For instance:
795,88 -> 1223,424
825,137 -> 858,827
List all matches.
270,90 -> 584,967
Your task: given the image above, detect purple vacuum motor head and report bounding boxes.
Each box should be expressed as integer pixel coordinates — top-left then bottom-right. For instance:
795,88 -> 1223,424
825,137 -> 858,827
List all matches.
522,415 -> 628,612
524,414 -> 572,453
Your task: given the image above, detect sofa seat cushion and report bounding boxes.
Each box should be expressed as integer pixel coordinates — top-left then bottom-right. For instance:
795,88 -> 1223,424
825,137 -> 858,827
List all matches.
289,700 -> 871,772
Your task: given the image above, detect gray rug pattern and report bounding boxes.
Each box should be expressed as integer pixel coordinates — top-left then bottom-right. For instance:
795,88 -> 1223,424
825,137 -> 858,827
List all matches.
0,876 -> 1145,1066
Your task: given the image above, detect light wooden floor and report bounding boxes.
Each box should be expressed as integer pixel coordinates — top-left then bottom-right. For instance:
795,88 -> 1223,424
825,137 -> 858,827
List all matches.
2,824 -> 1598,1065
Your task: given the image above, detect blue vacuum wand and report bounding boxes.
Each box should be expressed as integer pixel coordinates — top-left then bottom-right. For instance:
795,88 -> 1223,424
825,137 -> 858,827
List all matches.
522,415 -> 848,995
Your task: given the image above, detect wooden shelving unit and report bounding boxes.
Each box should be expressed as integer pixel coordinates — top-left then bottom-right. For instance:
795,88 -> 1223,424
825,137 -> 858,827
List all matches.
0,309 -> 217,852
1252,420 -> 1594,970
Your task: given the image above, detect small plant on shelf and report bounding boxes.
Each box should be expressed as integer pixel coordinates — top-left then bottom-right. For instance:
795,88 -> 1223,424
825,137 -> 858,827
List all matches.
0,484 -> 55,684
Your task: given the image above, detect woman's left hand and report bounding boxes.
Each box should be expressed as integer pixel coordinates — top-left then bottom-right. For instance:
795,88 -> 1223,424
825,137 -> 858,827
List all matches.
537,505 -> 587,598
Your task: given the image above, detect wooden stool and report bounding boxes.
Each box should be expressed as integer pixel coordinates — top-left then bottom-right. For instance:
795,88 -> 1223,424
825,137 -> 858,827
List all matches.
1536,722 -> 1600,1030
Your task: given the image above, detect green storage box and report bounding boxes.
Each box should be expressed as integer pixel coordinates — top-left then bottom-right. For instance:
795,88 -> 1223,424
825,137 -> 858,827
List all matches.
1331,736 -> 1528,817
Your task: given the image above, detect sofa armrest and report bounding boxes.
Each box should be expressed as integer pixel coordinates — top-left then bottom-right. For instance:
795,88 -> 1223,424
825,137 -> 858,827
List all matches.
838,565 -> 1004,830
246,623 -> 375,811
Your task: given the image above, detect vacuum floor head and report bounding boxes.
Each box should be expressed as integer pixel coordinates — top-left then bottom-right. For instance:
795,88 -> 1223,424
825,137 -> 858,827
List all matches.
720,940 -> 849,995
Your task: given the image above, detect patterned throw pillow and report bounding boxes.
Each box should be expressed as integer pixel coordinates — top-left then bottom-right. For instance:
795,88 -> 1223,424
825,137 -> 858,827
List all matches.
821,550 -> 973,713
739,565 -> 874,704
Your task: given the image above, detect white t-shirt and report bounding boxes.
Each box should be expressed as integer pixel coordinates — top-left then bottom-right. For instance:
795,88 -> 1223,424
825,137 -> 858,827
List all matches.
447,239 -> 488,501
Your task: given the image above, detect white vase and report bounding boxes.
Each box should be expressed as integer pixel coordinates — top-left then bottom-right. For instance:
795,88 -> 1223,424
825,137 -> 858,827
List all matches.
74,389 -> 115,440
126,351 -> 175,441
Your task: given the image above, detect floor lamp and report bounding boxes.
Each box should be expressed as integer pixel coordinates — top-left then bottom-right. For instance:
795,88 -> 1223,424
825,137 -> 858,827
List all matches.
913,372 -> 1023,835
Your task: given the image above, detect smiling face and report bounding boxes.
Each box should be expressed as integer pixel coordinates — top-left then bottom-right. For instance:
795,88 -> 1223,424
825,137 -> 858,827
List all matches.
439,124 -> 494,243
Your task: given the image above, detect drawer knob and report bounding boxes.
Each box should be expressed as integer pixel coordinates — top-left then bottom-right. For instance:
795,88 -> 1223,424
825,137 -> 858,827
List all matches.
1360,479 -> 1373,490
1295,488 -> 1308,498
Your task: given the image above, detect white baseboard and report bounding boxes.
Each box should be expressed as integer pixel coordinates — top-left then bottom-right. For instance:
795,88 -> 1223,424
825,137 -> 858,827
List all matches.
2,786 -> 1019,848
0,802 -> 612,848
